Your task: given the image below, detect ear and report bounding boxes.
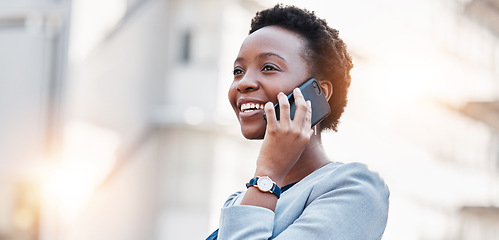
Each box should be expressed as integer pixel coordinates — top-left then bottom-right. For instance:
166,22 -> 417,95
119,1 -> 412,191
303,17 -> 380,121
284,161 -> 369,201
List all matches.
319,81 -> 333,101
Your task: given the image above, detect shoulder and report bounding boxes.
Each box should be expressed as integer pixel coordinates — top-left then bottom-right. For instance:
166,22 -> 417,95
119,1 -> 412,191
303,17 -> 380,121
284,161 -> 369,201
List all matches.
311,162 -> 389,217
304,162 -> 390,238
313,162 -> 389,195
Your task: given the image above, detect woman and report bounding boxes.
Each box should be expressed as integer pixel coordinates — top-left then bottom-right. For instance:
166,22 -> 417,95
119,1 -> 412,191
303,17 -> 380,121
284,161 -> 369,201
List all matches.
207,4 -> 389,240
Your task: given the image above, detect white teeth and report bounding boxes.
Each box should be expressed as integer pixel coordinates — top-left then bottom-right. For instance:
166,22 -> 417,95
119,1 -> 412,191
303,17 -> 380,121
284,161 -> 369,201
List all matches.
240,103 -> 265,112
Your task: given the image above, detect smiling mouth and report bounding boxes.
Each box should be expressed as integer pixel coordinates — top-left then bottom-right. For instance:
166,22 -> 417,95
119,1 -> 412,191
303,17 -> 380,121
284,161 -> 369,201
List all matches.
240,103 -> 265,113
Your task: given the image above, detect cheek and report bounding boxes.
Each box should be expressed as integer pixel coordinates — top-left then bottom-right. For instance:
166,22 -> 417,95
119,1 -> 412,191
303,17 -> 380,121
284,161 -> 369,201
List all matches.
263,84 -> 294,104
228,83 -> 238,108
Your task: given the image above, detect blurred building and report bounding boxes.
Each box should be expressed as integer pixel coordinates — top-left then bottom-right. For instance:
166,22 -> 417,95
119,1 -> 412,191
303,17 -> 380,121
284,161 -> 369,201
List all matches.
446,0 -> 499,238
0,0 -> 263,239
1,0 -> 499,240
0,0 -> 70,239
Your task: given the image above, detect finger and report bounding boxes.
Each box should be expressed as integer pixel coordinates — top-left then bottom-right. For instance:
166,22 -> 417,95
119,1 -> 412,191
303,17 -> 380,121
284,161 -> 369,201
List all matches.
292,88 -> 311,126
304,100 -> 312,129
277,92 -> 291,127
263,101 -> 278,129
304,101 -> 313,138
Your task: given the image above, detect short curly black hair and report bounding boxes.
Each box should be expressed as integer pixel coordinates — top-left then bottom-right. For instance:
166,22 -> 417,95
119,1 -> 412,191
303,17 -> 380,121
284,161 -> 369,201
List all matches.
249,4 -> 353,132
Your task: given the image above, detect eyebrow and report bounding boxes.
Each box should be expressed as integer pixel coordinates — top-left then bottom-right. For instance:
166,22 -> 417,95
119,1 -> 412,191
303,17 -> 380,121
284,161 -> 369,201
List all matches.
234,52 -> 286,64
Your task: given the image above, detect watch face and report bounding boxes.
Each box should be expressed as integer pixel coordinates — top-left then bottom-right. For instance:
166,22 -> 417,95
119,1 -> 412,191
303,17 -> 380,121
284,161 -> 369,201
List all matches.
257,177 -> 273,192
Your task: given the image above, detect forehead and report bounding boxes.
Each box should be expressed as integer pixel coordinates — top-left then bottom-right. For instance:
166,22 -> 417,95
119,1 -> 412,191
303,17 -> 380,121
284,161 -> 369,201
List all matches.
237,26 -> 306,60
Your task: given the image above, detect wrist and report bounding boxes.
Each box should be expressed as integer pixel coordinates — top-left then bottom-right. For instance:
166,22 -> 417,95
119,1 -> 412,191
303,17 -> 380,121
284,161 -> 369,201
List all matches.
254,168 -> 286,187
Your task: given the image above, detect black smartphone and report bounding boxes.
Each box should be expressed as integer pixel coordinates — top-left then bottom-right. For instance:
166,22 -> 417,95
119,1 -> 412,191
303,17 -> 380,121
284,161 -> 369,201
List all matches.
263,78 -> 330,127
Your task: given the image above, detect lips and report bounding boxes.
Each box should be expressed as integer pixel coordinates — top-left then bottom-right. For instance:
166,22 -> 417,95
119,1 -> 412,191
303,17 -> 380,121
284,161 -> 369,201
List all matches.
236,99 -> 267,119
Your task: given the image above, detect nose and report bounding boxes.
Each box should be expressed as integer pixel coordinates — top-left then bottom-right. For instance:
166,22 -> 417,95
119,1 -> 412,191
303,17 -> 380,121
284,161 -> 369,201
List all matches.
237,73 -> 260,93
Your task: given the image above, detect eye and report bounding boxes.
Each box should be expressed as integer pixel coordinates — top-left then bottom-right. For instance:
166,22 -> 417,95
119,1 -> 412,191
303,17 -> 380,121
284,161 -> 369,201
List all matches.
233,67 -> 244,76
261,64 -> 279,72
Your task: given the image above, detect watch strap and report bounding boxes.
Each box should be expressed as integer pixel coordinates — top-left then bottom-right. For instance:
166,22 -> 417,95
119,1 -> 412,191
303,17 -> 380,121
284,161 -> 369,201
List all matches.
270,182 -> 282,198
246,176 -> 281,199
245,177 -> 258,188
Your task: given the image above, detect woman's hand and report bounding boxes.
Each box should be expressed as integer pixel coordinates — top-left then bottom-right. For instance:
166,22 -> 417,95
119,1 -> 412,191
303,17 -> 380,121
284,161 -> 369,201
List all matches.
255,88 -> 314,185
241,88 -> 313,211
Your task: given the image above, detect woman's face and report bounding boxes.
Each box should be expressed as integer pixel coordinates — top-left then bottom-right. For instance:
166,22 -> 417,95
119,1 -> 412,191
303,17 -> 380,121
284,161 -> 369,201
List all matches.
228,26 -> 310,139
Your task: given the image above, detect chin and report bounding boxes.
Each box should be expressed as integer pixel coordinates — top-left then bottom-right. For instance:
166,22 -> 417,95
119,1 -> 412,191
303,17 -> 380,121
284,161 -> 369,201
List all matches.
240,125 -> 266,140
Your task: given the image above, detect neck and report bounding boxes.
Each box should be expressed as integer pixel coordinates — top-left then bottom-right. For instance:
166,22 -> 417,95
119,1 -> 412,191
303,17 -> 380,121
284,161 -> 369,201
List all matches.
282,132 -> 331,186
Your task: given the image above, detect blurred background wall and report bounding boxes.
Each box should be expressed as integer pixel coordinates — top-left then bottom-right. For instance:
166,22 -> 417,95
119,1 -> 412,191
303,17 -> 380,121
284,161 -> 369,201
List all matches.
0,0 -> 498,239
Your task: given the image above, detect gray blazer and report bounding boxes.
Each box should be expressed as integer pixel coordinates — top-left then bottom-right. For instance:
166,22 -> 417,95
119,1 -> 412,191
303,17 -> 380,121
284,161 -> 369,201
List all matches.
218,162 -> 390,240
